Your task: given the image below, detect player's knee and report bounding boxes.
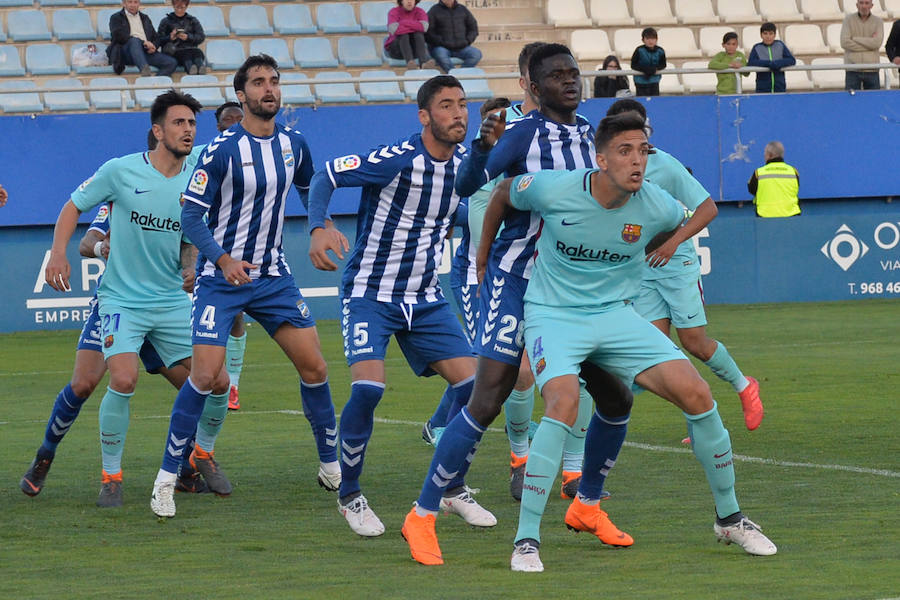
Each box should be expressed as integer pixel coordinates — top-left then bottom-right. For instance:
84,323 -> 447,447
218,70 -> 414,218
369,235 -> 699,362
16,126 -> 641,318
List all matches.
299,360 -> 328,385
70,375 -> 99,399
108,371 -> 137,395
680,376 -> 713,414
514,366 -> 534,390
594,386 -> 633,418
467,394 -> 502,426
211,370 -> 230,395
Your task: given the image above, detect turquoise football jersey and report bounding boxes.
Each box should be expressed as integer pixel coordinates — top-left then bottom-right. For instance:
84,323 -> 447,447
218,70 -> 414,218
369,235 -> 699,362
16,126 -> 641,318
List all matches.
643,147 -> 710,280
71,151 -> 194,308
509,168 -> 684,309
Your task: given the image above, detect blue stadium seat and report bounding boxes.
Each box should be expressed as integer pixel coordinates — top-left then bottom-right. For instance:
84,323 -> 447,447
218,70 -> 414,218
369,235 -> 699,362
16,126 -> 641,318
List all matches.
0,20 -> 5,42
8,9 -> 52,42
71,43 -> 113,74
420,1 -> 436,12
359,70 -> 405,102
180,74 -> 225,107
273,4 -> 317,35
97,8 -> 118,40
316,3 -> 362,34
42,78 -> 90,111
360,2 -> 393,33
224,74 -> 238,103
0,47 -> 26,76
89,76 -> 134,110
338,36 -> 383,67
402,68 -> 440,100
382,40 -> 406,67
213,0 -> 242,4
314,71 -> 361,103
205,40 -> 246,71
449,67 -> 493,100
84,0 -> 115,5
229,6 -> 273,36
294,37 -> 338,68
53,9 -> 97,41
280,72 -> 315,105
191,6 -> 228,37
0,0 -> 33,7
143,7 -> 169,30
40,0 -> 79,6
0,80 -> 43,113
26,44 -> 69,76
250,38 -> 294,68
134,75 -> 173,108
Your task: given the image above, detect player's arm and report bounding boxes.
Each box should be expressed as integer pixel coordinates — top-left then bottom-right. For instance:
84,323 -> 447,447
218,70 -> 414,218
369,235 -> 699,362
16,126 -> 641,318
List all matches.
78,228 -> 109,260
455,109 -> 507,197
180,242 -> 198,293
475,177 -> 514,284
46,200 -> 83,291
645,197 -> 716,268
307,169 -> 349,271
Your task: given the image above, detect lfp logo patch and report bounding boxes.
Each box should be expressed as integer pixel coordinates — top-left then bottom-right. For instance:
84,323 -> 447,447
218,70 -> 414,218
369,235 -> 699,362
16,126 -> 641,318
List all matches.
95,204 -> 109,223
334,155 -> 361,173
188,169 -> 209,195
621,224 -> 642,243
516,175 -> 534,192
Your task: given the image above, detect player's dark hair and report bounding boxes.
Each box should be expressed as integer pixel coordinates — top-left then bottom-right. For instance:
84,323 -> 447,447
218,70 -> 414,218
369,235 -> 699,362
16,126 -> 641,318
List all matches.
518,42 -> 546,76
479,96 -> 511,119
760,22 -> 776,34
147,128 -> 158,151
641,27 -> 658,39
527,43 -> 574,87
215,101 -> 242,124
233,54 -> 280,94
594,111 -> 647,151
150,89 -> 202,126
417,75 -> 463,110
723,31 -> 738,44
606,98 -> 647,120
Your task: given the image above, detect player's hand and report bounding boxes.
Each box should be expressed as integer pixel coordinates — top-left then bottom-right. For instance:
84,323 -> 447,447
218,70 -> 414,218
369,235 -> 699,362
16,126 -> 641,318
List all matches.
478,109 -> 506,149
0,184 -> 7,207
100,232 -> 110,260
309,225 -> 349,272
181,268 -> 196,293
645,237 -> 678,268
218,255 -> 257,287
45,250 -> 72,292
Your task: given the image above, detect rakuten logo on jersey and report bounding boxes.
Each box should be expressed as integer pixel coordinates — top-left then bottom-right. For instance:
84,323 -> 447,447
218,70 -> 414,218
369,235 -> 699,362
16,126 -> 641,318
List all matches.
555,241 -> 631,263
130,211 -> 181,233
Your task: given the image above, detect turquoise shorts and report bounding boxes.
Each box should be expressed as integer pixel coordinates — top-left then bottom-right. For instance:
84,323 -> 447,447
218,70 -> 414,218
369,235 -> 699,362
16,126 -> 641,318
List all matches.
524,302 -> 686,391
632,273 -> 707,329
99,301 -> 192,369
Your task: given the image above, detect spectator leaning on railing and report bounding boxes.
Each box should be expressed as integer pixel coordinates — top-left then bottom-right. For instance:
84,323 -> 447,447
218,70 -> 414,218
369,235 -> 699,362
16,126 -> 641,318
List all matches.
157,0 -> 207,75
841,0 -> 884,90
747,22 -> 795,93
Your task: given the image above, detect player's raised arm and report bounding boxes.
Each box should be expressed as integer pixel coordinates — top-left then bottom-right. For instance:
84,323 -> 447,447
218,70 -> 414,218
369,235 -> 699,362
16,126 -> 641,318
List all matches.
45,200 -> 84,292
455,109 -> 506,198
475,176 -> 514,283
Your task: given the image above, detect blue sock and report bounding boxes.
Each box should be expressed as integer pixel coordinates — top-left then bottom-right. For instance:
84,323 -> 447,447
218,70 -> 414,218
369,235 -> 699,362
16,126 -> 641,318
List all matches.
99,387 -> 132,475
427,385 -> 454,428
161,378 -> 209,475
442,376 -> 475,488
41,383 -> 89,455
578,410 -> 630,499
195,391 -> 229,452
704,342 -> 748,393
417,406 -> 485,511
685,401 -> 740,519
300,378 -> 338,463
505,385 -> 534,457
338,381 -> 384,498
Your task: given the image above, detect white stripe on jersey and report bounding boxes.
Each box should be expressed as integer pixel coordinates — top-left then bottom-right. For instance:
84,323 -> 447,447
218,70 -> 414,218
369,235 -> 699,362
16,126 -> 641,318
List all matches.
352,171 -> 401,300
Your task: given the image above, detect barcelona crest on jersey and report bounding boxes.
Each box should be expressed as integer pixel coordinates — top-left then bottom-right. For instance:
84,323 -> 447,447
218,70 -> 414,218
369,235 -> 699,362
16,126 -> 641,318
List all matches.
621,224 -> 642,243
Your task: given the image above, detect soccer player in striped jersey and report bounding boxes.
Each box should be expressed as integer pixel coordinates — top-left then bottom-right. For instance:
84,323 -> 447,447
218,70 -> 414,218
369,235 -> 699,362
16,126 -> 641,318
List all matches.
150,55 -> 345,518
308,75 -> 494,542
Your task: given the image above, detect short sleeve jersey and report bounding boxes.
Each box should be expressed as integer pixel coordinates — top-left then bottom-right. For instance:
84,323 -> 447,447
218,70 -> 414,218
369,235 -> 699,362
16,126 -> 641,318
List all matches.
509,169 -> 684,309
71,152 -> 193,308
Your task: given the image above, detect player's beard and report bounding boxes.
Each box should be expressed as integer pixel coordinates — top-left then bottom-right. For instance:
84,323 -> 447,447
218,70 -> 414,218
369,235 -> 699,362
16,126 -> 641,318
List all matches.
247,95 -> 280,121
431,120 -> 466,146
163,139 -> 192,158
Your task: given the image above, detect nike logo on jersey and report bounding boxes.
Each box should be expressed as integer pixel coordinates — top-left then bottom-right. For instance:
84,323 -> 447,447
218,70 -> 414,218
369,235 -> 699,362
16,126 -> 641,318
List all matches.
561,219 -> 582,226
134,188 -> 150,194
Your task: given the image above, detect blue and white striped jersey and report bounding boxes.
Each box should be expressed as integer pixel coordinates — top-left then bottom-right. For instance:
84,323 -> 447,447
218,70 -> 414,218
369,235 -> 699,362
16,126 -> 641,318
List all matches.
181,122 -> 314,279
323,133 -> 465,304
450,197 -> 477,288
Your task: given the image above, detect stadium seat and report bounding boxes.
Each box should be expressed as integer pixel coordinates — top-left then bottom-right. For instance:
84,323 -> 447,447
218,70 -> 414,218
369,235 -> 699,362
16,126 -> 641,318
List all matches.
39,0 -> 79,6
656,28 -> 703,58
881,56 -> 899,87
143,7 -> 170,30
338,36 -> 383,67
589,0 -> 635,26
135,75 -> 174,108
800,0 -> 844,21
89,76 -> 134,109
224,74 -> 238,102
742,25 -> 766,51
784,60 -> 814,91
810,57 -> 846,89
716,0 -> 761,22
191,6 -> 228,37
402,68 -> 440,99
570,29 -> 613,61
250,38 -> 294,69
8,9 -> 52,42
42,78 -> 89,111
546,0 -> 592,27
0,21 -> 5,42
180,74 -> 225,107
612,28 -> 644,55
450,67 -> 492,99
26,44 -> 69,76
52,9 -> 96,41
675,0 -> 720,24
0,47 -> 26,77
360,2 -> 393,33
758,0 -> 802,22
0,80 -> 43,112
699,26 -> 737,56
419,1 -> 436,12
294,37 -> 339,68
313,71 -> 361,103
316,3 -> 362,34
206,40 -> 246,71
632,0 -> 678,25
71,43 -> 113,74
273,4 -> 317,35
680,61 -> 717,93
97,8 -> 118,40
657,72 -> 684,95
784,24 -> 828,55
280,72 -> 315,104
825,23 -> 843,53
0,0 -> 33,6
213,0 -> 243,4
359,70 -> 405,102
879,0 -> 898,15
228,6 -> 273,36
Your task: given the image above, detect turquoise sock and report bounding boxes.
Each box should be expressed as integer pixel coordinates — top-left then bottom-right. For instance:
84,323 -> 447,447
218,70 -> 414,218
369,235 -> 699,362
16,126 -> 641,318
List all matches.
195,391 -> 229,452
704,342 -> 748,393
685,402 -> 740,519
226,333 -> 246,388
505,384 -> 534,456
515,417 -> 570,543
562,384 -> 591,472
98,387 -> 132,475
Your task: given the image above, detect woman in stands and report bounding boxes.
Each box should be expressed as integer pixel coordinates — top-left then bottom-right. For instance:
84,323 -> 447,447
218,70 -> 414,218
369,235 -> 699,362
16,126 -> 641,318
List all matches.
384,0 -> 437,70
593,55 -> 631,98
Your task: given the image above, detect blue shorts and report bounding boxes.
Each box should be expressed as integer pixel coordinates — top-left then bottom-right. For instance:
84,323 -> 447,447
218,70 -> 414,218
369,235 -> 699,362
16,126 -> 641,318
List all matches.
192,274 -> 315,346
633,273 -> 707,329
99,300 -> 192,369
524,302 -> 686,391
450,281 -> 477,347
78,295 -> 168,373
341,296 -> 472,376
473,262 -> 528,366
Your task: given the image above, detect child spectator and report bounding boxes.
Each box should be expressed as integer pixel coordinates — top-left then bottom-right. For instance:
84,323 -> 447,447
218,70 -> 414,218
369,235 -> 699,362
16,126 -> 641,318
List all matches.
385,0 -> 435,70
157,0 -> 206,75
708,32 -> 748,95
594,55 -> 631,98
630,28 -> 666,96
747,22 -> 795,93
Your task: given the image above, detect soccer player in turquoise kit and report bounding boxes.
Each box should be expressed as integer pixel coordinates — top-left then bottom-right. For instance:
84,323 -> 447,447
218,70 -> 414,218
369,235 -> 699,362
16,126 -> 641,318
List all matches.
484,112 -> 777,572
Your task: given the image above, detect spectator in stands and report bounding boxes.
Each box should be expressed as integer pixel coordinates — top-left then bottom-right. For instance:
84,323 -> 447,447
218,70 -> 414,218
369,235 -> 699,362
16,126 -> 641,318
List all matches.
888,19 -> 900,75
157,0 -> 207,75
841,0 -> 884,90
630,27 -> 666,96
0,184 -> 7,207
425,0 -> 482,74
747,141 -> 800,218
593,55 -> 631,98
747,22 -> 795,93
385,0 -> 436,70
708,32 -> 748,95
107,0 -> 177,76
